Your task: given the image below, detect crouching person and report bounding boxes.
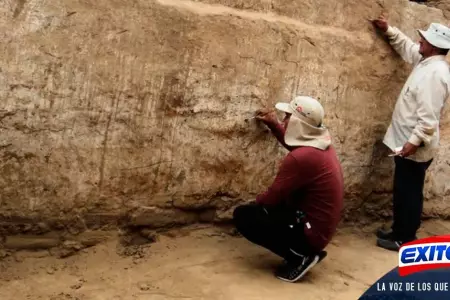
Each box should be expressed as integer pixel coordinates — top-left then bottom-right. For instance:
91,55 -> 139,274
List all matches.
233,96 -> 344,283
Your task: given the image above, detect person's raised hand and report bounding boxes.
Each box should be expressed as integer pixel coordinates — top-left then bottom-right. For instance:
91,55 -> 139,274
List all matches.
371,13 -> 389,33
255,108 -> 278,125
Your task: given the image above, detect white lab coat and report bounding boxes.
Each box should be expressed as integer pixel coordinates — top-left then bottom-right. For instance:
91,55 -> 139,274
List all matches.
383,26 -> 450,162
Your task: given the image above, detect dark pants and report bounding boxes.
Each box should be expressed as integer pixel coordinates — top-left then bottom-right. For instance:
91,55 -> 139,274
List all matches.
391,156 -> 432,242
233,203 -> 314,263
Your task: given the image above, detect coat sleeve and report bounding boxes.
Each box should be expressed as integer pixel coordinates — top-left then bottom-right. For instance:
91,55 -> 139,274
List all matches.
385,26 -> 422,66
408,71 -> 448,146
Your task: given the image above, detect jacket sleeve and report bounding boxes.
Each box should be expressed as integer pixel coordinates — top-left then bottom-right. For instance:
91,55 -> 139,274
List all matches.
408,71 -> 448,146
256,152 -> 312,206
385,26 -> 422,66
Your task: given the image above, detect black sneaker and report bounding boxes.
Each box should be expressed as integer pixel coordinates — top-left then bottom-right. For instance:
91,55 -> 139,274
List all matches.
317,250 -> 327,263
275,254 -> 320,283
376,238 -> 404,252
276,251 -> 326,273
376,227 -> 394,240
376,228 -> 418,241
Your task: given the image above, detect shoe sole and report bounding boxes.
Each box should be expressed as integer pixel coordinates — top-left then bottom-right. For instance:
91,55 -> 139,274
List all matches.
376,238 -> 400,252
276,255 -> 320,283
318,251 -> 327,263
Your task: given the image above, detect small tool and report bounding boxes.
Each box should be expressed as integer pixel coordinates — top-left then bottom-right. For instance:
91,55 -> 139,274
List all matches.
388,152 -> 402,157
388,147 -> 403,157
244,109 -> 275,122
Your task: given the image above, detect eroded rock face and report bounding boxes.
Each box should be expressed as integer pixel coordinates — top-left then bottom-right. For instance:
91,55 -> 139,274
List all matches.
427,0 -> 450,19
0,0 -> 449,231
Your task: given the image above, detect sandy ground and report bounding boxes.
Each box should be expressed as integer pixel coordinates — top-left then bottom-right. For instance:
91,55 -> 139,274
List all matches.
1,220 -> 450,300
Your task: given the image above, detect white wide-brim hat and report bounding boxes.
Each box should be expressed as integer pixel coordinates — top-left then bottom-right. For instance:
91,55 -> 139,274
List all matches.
275,96 -> 331,150
275,96 -> 324,127
418,23 -> 450,50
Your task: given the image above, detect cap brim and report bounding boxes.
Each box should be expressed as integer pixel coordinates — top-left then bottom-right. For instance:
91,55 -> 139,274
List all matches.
275,102 -> 294,114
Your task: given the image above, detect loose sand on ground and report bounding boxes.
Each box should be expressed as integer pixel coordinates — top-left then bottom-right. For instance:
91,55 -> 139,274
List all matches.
1,220 -> 449,300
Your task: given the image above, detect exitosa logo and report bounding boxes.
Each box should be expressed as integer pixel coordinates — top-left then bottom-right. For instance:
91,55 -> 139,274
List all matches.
398,235 -> 450,276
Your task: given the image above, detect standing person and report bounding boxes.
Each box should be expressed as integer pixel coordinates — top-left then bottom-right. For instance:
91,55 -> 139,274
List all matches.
233,96 -> 344,282
371,15 -> 450,251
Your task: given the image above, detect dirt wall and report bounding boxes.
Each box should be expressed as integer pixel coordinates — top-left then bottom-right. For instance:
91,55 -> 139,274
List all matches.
0,0 -> 449,233
427,0 -> 450,19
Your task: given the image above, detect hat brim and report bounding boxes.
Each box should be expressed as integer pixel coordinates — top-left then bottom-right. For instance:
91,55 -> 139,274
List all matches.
418,29 -> 430,43
275,102 -> 294,114
417,29 -> 450,49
